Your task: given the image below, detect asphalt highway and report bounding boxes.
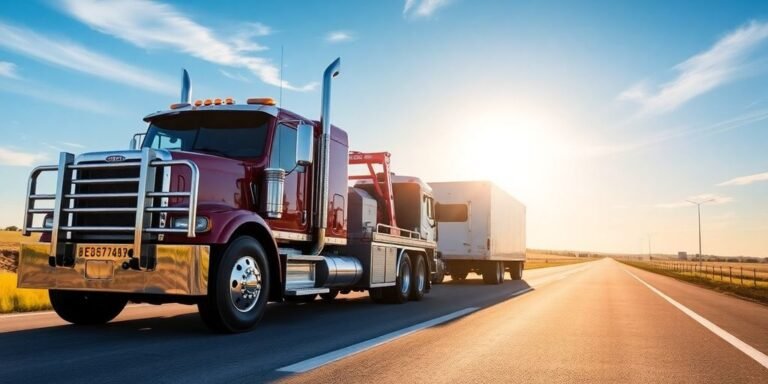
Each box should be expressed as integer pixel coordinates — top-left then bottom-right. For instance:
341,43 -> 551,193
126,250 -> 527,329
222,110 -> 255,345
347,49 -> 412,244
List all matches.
1,259 -> 766,383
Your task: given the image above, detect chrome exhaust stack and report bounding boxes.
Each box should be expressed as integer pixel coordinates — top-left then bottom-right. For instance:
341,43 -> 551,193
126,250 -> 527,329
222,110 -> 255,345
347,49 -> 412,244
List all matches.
180,68 -> 191,104
309,58 -> 341,255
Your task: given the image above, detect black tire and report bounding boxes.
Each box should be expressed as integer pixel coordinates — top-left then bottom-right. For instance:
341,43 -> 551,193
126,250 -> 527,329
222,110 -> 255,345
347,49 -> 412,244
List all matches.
49,290 -> 127,325
320,290 -> 339,301
432,259 -> 446,284
482,261 -> 503,285
198,236 -> 270,333
370,253 -> 412,304
509,261 -> 523,280
285,294 -> 317,303
410,255 -> 427,301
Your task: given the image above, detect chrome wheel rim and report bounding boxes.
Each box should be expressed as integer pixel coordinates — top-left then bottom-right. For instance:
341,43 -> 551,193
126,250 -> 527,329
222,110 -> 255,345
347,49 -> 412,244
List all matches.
400,259 -> 411,296
229,256 -> 262,313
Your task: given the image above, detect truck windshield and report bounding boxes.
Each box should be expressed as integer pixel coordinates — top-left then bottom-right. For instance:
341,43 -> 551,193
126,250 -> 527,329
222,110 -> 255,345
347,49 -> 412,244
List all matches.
143,111 -> 270,158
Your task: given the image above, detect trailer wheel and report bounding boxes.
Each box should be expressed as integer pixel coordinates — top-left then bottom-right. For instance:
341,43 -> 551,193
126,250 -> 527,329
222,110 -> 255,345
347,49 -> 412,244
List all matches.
510,261 -> 524,280
198,236 -> 270,333
320,290 -> 339,301
370,253 -> 412,304
49,290 -> 127,325
410,255 -> 427,301
482,261 -> 503,285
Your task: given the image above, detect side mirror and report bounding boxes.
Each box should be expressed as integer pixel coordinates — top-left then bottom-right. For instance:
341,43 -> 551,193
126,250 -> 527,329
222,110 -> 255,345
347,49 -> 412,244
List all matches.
130,133 -> 146,150
296,123 -> 314,166
435,203 -> 469,222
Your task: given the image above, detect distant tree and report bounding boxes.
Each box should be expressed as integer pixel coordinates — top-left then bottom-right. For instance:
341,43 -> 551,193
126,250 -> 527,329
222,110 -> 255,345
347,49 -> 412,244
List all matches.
4,225 -> 18,231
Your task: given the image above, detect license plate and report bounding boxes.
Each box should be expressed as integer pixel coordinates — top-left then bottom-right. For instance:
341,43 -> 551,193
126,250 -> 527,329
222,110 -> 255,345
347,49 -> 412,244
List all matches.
76,244 -> 133,259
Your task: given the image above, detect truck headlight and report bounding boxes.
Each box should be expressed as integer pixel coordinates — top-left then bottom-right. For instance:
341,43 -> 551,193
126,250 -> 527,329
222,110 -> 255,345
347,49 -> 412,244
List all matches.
172,217 -> 210,232
43,216 -> 54,228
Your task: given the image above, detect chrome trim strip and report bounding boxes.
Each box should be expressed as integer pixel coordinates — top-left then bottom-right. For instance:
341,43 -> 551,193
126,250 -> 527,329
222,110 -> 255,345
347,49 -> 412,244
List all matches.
273,230 -> 310,241
325,237 -> 347,246
286,255 -> 325,262
63,208 -> 136,213
133,148 -> 152,267
284,288 -> 330,296
60,226 -> 134,232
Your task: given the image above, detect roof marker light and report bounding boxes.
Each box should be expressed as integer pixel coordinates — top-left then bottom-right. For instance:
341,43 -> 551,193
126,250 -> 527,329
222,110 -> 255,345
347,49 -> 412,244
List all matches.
225,97 -> 235,104
203,99 -> 212,106
193,100 -> 202,107
247,98 -> 276,106
170,102 -> 190,110
214,98 -> 222,105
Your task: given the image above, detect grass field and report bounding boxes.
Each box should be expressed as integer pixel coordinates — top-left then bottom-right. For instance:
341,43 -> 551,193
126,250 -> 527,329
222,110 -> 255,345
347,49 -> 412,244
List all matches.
0,272 -> 51,313
525,252 -> 598,270
619,259 -> 768,305
0,231 -> 50,313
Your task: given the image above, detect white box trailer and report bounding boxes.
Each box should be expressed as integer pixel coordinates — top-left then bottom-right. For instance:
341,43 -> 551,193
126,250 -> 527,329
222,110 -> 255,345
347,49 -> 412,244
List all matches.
430,181 -> 526,284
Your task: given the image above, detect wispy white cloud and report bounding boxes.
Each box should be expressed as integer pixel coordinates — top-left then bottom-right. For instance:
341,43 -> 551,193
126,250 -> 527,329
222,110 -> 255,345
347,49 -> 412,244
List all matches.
219,69 -> 251,83
619,20 -> 768,115
0,21 -> 175,95
59,0 -> 316,91
404,0 -> 452,18
0,61 -> 19,79
0,81 -> 114,114
61,142 -> 85,149
326,31 -> 354,43
656,193 -> 733,208
0,147 -> 47,167
718,171 -> 768,186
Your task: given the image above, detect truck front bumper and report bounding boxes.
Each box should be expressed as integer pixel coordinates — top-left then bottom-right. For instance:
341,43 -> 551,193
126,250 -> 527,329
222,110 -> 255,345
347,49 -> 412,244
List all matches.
17,243 -> 210,296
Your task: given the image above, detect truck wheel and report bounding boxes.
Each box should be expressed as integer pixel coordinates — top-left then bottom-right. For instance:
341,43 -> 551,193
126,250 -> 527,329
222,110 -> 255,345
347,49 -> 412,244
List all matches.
410,255 -> 427,301
320,290 -> 339,301
482,261 -> 503,285
198,236 -> 270,333
370,253 -> 412,304
432,259 -> 446,284
510,261 -> 523,280
49,290 -> 127,325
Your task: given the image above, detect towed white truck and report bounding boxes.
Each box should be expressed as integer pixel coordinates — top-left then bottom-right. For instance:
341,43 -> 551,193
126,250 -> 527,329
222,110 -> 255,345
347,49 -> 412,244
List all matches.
430,181 -> 526,284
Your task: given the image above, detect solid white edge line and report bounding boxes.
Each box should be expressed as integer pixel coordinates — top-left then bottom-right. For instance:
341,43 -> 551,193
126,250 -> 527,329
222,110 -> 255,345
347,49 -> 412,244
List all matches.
623,268 -> 768,370
277,307 -> 480,373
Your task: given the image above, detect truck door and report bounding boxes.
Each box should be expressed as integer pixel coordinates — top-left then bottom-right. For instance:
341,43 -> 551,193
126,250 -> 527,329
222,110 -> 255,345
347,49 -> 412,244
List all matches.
422,194 -> 437,241
268,123 -> 309,232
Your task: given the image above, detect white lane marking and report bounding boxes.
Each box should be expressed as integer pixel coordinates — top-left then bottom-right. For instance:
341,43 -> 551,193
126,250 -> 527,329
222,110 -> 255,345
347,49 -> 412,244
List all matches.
624,269 -> 768,370
277,307 -> 479,373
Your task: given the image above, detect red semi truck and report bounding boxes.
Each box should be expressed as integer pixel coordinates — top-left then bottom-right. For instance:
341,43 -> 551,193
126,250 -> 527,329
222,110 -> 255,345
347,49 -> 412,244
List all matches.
17,59 -> 450,332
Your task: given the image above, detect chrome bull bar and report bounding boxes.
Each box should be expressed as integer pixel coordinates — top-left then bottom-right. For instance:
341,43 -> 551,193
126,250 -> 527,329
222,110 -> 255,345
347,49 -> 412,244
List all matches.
22,148 -> 200,271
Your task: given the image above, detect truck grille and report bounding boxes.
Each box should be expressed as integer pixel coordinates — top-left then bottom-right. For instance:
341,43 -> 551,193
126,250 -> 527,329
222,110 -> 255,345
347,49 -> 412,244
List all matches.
70,161 -> 142,241
23,148 -> 200,269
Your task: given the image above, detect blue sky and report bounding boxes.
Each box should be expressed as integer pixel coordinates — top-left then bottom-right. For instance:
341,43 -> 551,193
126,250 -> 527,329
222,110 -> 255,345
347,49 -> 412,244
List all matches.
0,0 -> 767,257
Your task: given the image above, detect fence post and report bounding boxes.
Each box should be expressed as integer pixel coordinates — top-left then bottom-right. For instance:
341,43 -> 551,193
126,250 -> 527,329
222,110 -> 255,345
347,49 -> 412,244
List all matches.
741,267 -> 744,285
720,266 -> 723,281
754,269 -> 758,288
729,267 -> 732,283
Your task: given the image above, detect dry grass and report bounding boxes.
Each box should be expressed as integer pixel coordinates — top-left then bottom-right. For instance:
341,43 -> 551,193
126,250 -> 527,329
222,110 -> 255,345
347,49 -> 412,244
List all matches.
525,252 -> 599,270
0,272 -> 51,313
619,260 -> 768,305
